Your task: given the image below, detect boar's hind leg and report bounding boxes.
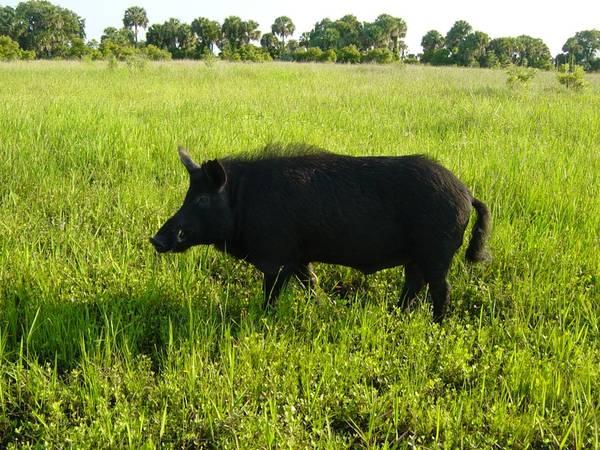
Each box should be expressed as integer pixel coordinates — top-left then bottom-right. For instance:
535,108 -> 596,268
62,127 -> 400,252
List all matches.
424,268 -> 451,323
294,263 -> 318,291
399,263 -> 425,309
263,268 -> 294,309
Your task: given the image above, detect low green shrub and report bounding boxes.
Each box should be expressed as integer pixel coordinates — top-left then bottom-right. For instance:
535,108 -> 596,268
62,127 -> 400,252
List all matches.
362,48 -> 395,64
337,45 -> 361,64
143,44 -> 172,61
556,64 -> 587,90
506,64 -> 537,88
0,36 -> 24,61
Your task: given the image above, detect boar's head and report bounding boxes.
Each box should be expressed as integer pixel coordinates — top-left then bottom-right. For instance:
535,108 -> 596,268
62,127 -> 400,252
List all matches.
150,146 -> 233,253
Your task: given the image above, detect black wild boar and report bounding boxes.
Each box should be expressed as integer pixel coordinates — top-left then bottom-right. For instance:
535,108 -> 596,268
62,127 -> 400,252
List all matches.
150,144 -> 491,322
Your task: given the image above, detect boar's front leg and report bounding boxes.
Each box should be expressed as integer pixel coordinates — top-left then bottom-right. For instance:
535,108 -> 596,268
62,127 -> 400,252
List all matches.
263,267 -> 294,309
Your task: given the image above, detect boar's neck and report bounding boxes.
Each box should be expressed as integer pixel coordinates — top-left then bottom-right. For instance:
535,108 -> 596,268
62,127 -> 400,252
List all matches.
213,160 -> 246,259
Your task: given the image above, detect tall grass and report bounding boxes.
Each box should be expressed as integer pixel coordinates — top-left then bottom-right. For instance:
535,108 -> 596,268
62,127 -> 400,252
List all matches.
0,61 -> 598,448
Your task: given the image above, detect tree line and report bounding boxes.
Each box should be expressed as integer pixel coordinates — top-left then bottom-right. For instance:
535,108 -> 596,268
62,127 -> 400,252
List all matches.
0,1 -> 598,71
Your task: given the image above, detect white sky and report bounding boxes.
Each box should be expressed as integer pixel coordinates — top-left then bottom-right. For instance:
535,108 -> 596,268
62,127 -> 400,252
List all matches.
4,0 -> 599,55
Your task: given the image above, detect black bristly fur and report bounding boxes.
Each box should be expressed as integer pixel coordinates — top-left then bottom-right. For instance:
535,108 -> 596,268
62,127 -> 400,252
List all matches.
151,144 -> 491,322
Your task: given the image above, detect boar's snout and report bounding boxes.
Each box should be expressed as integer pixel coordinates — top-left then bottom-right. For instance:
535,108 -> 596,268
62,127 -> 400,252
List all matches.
149,235 -> 170,253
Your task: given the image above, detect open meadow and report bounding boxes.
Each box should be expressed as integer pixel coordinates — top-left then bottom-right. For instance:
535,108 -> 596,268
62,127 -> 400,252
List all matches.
0,61 -> 599,448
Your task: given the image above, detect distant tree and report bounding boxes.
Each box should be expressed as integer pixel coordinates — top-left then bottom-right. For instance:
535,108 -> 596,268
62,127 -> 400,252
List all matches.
285,39 -> 299,52
12,0 -> 85,58
242,20 -> 261,44
421,30 -> 444,63
373,14 -> 406,56
191,17 -> 221,53
334,14 -> 362,48
146,18 -> 197,59
122,6 -> 148,45
514,35 -> 552,69
99,27 -> 136,60
299,32 -> 310,49
429,47 -> 452,65
221,16 -> 243,50
306,14 -> 405,56
221,16 -> 260,50
458,31 -> 490,66
487,37 -> 519,66
559,30 -> 599,71
260,32 -> 280,58
271,16 -> 295,45
308,18 -> 340,50
360,21 -> 386,50
445,20 -> 472,61
0,5 -> 16,38
67,37 -> 89,59
101,27 -> 134,46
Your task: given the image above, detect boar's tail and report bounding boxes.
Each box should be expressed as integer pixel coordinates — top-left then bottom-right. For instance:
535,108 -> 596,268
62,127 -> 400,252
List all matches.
465,197 -> 491,263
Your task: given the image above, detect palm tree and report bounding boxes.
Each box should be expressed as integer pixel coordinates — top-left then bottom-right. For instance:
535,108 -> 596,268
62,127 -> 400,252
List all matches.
374,14 -> 406,56
123,6 -> 148,45
191,17 -> 221,52
222,16 -> 243,50
271,16 -> 295,46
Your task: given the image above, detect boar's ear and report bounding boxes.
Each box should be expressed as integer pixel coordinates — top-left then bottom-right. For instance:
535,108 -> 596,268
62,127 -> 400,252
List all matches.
202,159 -> 227,191
178,146 -> 200,174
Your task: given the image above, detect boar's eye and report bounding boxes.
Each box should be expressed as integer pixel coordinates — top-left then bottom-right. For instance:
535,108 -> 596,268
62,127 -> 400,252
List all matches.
176,229 -> 185,242
195,195 -> 210,207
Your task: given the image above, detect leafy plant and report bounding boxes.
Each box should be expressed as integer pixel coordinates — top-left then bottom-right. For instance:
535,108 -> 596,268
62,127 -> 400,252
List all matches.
505,64 -> 537,88
125,53 -> 148,71
557,63 -> 587,90
143,44 -> 171,61
362,48 -> 395,64
0,35 -> 22,61
337,45 -> 361,64
107,54 -> 118,69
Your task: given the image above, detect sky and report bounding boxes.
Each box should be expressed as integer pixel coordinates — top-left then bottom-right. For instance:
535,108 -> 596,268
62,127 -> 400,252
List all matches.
4,0 -> 599,55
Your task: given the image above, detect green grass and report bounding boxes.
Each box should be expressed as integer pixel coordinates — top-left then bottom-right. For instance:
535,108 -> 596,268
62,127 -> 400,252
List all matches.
0,61 -> 599,448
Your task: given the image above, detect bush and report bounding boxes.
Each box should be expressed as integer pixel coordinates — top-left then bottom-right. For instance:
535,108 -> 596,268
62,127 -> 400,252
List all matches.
68,37 -> 90,59
126,54 -> 148,71
201,50 -> 217,67
362,48 -> 395,64
403,54 -> 419,64
480,52 -> 499,69
290,47 -> 336,63
142,44 -> 172,61
101,40 -> 137,61
429,48 -> 452,66
240,45 -> 271,62
107,54 -> 118,70
221,45 -> 271,62
0,36 -> 23,61
20,49 -> 36,61
337,45 -> 361,64
506,65 -> 537,88
220,47 -> 241,61
304,47 -> 323,62
557,64 -> 587,90
320,49 -> 337,63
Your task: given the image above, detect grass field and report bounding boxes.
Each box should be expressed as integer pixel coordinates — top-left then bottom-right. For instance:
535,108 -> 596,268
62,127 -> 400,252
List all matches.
0,61 -> 599,448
